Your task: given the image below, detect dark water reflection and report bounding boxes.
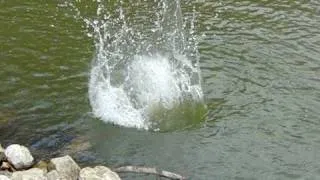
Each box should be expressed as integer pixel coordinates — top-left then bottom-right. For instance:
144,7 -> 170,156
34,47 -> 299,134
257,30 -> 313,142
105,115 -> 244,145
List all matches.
1,0 -> 320,179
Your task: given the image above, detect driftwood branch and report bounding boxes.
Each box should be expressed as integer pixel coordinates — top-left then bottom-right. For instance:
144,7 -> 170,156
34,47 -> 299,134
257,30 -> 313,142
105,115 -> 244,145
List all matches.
114,166 -> 187,180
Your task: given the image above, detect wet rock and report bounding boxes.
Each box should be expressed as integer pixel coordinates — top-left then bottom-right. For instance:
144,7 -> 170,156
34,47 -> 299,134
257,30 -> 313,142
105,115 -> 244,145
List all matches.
46,170 -> 60,180
11,168 -> 46,180
0,175 -> 10,180
5,144 -> 34,170
33,160 -> 48,173
48,155 -> 80,180
79,166 -> 121,180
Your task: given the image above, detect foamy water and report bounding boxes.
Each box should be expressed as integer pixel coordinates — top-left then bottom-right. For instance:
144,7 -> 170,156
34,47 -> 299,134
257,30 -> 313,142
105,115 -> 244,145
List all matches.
74,0 -> 205,130
89,53 -> 203,130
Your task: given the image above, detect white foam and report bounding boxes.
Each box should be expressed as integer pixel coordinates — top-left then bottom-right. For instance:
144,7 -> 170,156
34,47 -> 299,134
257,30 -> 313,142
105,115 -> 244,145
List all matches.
89,83 -> 148,129
89,54 -> 203,130
84,0 -> 203,130
125,55 -> 182,109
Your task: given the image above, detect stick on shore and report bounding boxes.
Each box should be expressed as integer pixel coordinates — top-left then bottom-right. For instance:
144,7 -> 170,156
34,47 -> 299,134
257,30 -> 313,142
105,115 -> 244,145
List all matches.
114,165 -> 187,180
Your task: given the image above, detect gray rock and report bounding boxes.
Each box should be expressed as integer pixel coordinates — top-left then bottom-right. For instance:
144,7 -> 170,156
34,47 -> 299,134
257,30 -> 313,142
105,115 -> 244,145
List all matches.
48,155 -> 80,180
5,144 -> 34,170
46,170 -> 61,180
0,175 -> 10,180
79,166 -> 121,180
11,168 -> 47,180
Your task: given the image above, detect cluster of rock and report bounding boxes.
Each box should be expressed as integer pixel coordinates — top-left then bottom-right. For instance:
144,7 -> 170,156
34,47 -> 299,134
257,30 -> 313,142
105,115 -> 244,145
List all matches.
0,144 -> 121,180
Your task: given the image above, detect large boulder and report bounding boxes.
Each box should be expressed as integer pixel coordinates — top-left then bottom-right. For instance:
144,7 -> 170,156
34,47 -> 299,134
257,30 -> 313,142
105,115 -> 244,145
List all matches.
4,144 -> 34,170
11,168 -> 46,180
48,155 -> 80,180
79,166 -> 121,180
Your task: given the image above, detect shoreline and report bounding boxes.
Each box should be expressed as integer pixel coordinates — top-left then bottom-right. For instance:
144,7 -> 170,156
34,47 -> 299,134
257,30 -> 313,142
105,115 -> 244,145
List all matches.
0,143 -> 121,180
0,144 -> 186,180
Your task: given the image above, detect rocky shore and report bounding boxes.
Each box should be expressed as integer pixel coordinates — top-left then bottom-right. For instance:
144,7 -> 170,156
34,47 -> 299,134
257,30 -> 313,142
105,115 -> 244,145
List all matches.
0,144 -> 121,180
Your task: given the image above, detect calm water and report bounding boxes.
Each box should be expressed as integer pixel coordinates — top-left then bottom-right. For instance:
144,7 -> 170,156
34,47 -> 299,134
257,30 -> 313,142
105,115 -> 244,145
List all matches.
1,0 -> 320,179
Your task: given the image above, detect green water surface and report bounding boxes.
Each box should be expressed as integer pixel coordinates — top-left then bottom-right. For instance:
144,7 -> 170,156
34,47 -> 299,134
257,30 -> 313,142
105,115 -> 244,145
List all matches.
1,0 -> 320,179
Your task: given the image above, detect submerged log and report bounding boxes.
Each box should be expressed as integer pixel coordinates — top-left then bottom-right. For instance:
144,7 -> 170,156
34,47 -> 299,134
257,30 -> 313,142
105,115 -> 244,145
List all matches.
114,166 -> 186,180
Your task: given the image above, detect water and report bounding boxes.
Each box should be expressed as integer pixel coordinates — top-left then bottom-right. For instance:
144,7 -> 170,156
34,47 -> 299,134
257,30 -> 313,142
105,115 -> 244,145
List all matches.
84,0 -> 204,130
1,0 -> 320,179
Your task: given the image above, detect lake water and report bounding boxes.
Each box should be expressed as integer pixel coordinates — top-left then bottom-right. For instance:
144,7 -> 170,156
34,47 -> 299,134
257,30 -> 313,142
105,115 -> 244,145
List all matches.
1,0 -> 320,179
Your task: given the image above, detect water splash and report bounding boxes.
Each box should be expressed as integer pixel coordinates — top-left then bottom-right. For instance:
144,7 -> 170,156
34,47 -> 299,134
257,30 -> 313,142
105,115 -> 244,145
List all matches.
63,0 -> 205,130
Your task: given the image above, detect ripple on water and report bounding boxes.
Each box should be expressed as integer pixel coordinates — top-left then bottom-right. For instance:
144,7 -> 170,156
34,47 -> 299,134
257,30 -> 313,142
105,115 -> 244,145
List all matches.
0,0 -> 320,179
